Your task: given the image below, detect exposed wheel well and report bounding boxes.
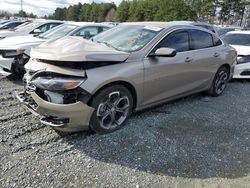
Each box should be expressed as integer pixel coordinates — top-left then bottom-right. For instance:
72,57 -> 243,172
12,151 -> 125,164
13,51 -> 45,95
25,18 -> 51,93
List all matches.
220,64 -> 231,74
90,81 -> 137,110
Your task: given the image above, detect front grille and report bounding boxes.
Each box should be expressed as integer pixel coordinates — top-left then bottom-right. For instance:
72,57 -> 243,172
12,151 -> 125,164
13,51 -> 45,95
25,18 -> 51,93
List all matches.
36,59 -> 120,70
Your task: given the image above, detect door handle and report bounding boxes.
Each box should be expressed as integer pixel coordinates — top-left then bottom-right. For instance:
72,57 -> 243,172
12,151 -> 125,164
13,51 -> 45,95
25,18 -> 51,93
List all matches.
185,57 -> 193,62
214,53 -> 220,57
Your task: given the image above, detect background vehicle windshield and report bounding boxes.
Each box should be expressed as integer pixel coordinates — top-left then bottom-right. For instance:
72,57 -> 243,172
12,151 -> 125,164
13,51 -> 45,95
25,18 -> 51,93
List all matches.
39,24 -> 78,39
15,22 -> 40,32
217,28 -> 236,36
222,33 -> 250,46
93,25 -> 162,52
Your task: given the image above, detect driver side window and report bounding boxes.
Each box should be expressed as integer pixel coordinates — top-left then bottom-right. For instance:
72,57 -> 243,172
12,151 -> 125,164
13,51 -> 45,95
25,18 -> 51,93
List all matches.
156,31 -> 189,53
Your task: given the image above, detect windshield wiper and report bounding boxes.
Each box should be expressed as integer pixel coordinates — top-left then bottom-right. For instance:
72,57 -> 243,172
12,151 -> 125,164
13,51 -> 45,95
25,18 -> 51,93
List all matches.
97,41 -> 119,51
36,35 -> 46,39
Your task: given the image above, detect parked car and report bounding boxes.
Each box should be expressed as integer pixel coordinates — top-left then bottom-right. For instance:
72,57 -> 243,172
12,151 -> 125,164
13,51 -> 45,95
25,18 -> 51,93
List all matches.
217,26 -> 241,36
7,21 -> 32,31
0,20 -> 10,26
221,30 -> 250,78
0,20 -> 63,40
0,21 -> 25,30
16,22 -> 237,134
0,22 -> 112,76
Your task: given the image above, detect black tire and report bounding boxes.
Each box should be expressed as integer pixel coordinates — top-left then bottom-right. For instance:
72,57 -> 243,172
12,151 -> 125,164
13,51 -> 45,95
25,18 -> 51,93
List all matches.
89,85 -> 133,134
208,66 -> 229,97
11,62 -> 26,77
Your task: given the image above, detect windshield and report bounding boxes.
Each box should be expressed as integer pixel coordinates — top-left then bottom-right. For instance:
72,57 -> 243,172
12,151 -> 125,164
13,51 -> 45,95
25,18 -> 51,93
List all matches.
93,25 -> 162,52
15,22 -> 40,32
15,22 -> 31,29
39,24 -> 78,39
217,28 -> 236,36
222,33 -> 250,46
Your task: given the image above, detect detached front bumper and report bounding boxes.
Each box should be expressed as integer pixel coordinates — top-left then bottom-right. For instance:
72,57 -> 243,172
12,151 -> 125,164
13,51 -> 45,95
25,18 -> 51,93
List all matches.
233,62 -> 250,79
16,91 -> 95,132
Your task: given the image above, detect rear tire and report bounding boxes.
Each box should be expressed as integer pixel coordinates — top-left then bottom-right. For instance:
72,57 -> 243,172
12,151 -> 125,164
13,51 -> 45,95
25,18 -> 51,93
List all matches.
208,66 -> 229,97
90,85 -> 133,134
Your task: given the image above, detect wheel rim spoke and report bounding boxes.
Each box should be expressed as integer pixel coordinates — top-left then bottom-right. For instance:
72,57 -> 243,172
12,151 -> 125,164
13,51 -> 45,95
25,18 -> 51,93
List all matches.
215,71 -> 228,94
96,91 -> 130,130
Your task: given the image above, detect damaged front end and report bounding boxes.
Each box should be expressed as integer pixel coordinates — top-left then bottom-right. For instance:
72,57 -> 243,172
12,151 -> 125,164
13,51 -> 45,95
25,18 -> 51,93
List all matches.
16,71 -> 94,132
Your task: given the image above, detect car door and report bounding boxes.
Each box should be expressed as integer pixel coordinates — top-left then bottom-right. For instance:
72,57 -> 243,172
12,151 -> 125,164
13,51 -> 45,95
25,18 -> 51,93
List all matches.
188,29 -> 224,84
143,29 -> 218,106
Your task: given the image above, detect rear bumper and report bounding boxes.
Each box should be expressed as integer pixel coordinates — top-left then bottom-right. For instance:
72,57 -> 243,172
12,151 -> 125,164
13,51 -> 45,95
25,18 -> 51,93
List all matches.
233,62 -> 250,79
16,91 -> 95,132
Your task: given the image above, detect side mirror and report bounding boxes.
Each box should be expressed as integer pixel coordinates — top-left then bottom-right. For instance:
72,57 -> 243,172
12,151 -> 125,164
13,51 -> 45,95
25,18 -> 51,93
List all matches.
33,29 -> 41,34
149,47 -> 176,57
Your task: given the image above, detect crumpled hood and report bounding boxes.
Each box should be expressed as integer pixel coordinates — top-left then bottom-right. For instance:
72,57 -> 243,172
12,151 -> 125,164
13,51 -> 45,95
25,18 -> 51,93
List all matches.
31,36 -> 130,62
0,35 -> 44,50
230,45 -> 250,56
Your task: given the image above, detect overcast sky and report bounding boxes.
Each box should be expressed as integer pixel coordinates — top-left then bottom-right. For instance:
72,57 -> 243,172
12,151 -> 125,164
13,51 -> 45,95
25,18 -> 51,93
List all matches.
0,0 -> 121,16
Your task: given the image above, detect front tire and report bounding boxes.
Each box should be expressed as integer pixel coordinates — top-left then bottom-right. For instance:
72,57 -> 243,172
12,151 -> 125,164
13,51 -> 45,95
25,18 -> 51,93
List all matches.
208,66 -> 229,97
90,85 -> 133,134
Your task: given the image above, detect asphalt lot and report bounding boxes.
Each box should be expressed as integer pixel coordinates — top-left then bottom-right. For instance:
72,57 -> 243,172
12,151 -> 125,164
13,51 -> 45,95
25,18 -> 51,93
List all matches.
0,76 -> 250,188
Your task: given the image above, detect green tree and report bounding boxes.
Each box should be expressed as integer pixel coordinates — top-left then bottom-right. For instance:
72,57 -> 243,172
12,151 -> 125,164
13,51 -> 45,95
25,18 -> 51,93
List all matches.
66,3 -> 81,21
128,0 -> 144,21
89,2 -> 99,22
116,0 -> 130,22
53,8 -> 67,20
154,0 -> 196,21
142,0 -> 158,21
79,3 -> 92,21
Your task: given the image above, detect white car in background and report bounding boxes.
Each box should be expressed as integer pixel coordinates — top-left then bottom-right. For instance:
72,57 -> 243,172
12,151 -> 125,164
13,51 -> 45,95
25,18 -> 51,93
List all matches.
222,31 -> 250,79
0,20 -> 63,40
0,22 -> 112,76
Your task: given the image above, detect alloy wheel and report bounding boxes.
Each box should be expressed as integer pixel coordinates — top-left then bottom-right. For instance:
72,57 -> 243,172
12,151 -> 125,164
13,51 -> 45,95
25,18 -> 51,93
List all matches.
96,91 -> 130,130
215,70 -> 228,95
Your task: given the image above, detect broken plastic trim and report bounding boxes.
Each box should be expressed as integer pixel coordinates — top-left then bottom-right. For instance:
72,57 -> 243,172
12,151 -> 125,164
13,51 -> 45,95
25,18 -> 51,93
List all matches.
36,59 -> 124,70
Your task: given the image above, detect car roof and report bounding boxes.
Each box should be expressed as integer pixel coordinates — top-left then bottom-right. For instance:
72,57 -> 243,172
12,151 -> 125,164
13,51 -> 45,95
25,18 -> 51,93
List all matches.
64,22 -> 112,27
1,21 -> 24,25
226,30 -> 250,35
120,21 -> 215,29
121,21 -> 186,28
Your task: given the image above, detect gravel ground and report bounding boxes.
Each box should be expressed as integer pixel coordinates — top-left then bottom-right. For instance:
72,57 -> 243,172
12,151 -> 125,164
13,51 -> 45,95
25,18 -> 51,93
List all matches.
0,76 -> 250,188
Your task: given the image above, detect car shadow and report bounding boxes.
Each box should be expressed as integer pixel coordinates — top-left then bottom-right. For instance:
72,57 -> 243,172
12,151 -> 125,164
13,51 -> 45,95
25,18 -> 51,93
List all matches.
62,89 -> 250,179
5,74 -> 24,85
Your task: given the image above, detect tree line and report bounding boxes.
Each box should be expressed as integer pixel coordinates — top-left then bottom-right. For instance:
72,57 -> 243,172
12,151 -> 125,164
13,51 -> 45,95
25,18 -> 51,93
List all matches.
116,0 -> 250,24
0,10 -> 37,19
1,0 -> 250,26
46,2 -> 116,22
46,0 -> 250,25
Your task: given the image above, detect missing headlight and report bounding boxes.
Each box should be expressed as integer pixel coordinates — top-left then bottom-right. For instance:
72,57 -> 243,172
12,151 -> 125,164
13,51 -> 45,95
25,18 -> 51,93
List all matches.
44,90 -> 64,104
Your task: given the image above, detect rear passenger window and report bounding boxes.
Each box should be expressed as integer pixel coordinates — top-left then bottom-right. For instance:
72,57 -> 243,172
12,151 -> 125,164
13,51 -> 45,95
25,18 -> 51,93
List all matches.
156,31 -> 189,52
190,30 -> 213,50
